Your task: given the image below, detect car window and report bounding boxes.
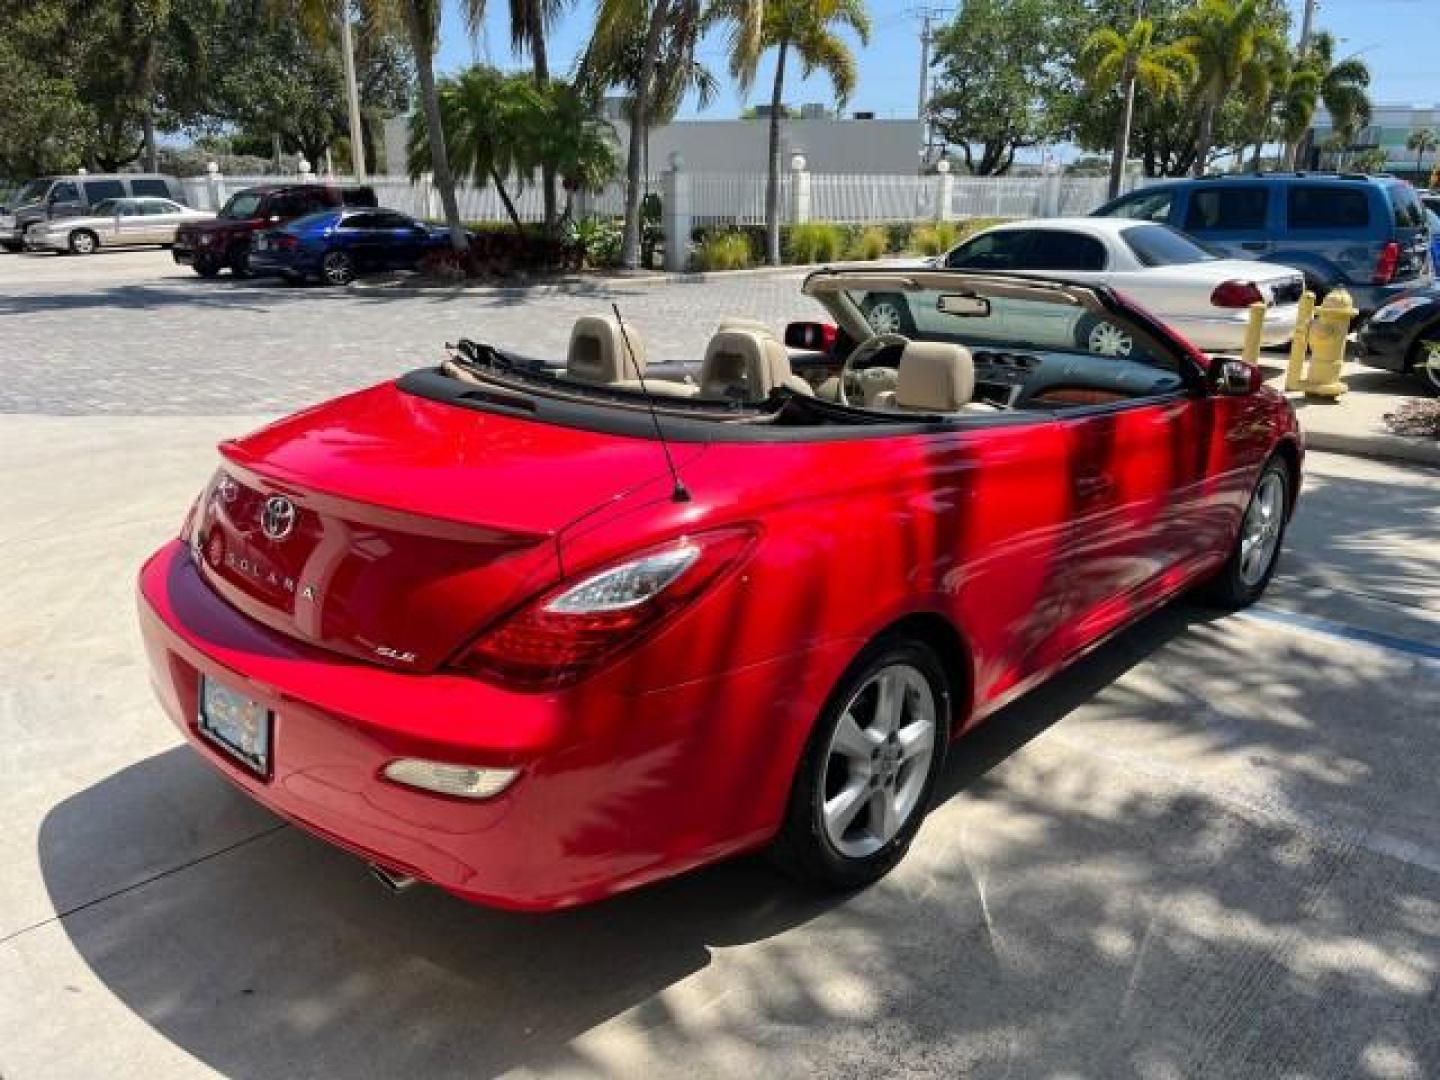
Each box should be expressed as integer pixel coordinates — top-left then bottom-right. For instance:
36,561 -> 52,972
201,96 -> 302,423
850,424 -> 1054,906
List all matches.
342,212 -> 379,229
1387,184 -> 1425,229
268,193 -> 309,219
1122,223 -> 1219,266
83,179 -> 126,203
1024,230 -> 1108,271
1287,185 -> 1370,229
141,199 -> 179,215
946,230 -> 1032,270
116,200 -> 143,217
372,211 -> 415,229
286,210 -> 337,231
90,199 -> 119,216
219,192 -> 264,220
1103,189 -> 1173,222
1184,186 -> 1268,231
305,188 -> 339,211
131,178 -> 172,199
49,182 -> 80,203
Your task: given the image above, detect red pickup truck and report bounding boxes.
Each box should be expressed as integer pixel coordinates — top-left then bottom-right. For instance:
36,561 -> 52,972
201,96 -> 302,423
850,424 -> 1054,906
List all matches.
173,183 -> 377,278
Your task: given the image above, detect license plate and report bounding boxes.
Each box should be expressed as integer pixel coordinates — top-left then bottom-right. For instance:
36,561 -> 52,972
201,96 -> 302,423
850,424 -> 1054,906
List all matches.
198,676 -> 272,777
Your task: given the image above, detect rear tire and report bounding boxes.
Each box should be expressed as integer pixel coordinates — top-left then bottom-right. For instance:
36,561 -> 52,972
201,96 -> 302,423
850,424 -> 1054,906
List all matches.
1202,456 -> 1291,609
193,255 -> 221,279
322,250 -> 355,286
772,634 -> 950,891
1,241 -> 21,253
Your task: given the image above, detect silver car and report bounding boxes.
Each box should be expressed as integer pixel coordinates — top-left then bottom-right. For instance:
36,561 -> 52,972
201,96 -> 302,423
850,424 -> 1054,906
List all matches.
24,197 -> 214,255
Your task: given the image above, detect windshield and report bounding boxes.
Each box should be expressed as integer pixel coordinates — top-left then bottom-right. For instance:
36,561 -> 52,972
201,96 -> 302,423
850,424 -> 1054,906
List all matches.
1122,223 -> 1220,266
219,193 -> 265,220
16,178 -> 52,205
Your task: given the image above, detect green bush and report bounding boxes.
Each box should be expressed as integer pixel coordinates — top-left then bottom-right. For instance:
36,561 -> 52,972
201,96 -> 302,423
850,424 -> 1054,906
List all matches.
884,221 -> 913,253
570,216 -> 624,268
848,225 -> 889,261
786,221 -> 845,264
910,224 -> 949,257
694,230 -> 753,272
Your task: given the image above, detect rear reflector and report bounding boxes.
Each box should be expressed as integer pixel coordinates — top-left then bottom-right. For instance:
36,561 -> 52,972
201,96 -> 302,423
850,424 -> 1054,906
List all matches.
382,758 -> 518,799
1210,280 -> 1265,308
1373,241 -> 1400,285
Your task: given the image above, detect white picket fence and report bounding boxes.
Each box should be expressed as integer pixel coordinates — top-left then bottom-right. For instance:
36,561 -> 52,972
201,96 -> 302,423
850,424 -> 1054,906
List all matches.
180,168 -> 1132,226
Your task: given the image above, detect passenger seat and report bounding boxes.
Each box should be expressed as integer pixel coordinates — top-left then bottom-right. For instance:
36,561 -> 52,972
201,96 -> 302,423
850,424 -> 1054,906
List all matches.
872,342 -> 994,413
698,329 -> 813,402
566,316 -> 647,384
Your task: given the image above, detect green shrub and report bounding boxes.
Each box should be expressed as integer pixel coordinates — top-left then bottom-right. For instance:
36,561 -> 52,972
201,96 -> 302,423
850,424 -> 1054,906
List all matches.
786,221 -> 845,264
884,221 -> 913,253
910,224 -> 949,256
570,216 -> 624,268
694,230 -> 753,272
848,225 -> 889,261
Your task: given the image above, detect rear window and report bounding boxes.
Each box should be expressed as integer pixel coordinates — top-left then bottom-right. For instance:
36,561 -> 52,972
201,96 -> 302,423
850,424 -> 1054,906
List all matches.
131,178 -> 172,199
1122,223 -> 1217,266
1184,187 -> 1268,231
1287,185 -> 1370,229
83,179 -> 126,203
1388,184 -> 1425,229
1025,230 -> 1107,271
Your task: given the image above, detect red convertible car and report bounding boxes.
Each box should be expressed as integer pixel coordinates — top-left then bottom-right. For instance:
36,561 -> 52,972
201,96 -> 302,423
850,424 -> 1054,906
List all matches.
138,268 -> 1301,910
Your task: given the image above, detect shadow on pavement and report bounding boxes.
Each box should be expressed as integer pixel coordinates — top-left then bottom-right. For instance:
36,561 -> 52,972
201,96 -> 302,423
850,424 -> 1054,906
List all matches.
37,602 -> 1440,1078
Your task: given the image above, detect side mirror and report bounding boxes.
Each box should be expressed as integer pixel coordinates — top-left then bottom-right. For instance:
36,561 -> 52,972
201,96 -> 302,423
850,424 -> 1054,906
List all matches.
1213,359 -> 1262,396
784,321 -> 838,351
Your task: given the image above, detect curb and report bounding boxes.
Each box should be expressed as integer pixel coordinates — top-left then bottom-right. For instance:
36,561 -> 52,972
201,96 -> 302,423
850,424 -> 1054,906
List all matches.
1302,428 -> 1440,469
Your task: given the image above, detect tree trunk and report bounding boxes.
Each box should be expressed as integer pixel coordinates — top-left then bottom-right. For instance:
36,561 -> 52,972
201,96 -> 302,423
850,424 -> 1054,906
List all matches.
1192,100 -> 1216,177
142,111 -> 157,173
620,1 -> 669,270
529,10 -> 558,236
1108,62 -> 1137,199
404,1 -> 467,252
491,168 -> 526,234
764,40 -> 788,267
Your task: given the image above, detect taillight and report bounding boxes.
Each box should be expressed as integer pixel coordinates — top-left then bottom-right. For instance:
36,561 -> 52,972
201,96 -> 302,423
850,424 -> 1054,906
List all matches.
275,234 -> 298,250
1373,241 -> 1400,285
456,527 -> 757,689
1210,280 -> 1265,308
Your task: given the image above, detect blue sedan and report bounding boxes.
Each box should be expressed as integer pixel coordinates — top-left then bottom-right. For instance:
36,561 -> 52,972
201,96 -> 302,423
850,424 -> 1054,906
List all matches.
250,208 -> 451,285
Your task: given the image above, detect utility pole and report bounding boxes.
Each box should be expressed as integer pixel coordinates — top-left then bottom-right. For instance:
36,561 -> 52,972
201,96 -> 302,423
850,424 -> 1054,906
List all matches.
1298,0 -> 1318,56
338,6 -> 367,180
912,6 -> 955,168
1288,0 -> 1320,170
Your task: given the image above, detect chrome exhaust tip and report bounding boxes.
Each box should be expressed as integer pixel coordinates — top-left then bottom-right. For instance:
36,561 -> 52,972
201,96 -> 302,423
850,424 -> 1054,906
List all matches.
368,862 -> 419,894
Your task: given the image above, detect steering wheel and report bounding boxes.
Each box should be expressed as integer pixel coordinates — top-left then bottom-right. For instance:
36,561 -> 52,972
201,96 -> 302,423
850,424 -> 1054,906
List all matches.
837,332 -> 909,406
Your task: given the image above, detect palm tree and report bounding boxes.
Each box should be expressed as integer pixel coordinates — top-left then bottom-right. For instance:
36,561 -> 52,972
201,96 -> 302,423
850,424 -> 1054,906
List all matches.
1407,128 -> 1437,181
533,80 -> 622,222
1080,16 -> 1196,198
709,0 -> 870,266
1283,31 -> 1371,170
586,0 -> 755,269
507,0 -> 572,233
1179,0 -> 1275,177
1236,27 -> 1290,171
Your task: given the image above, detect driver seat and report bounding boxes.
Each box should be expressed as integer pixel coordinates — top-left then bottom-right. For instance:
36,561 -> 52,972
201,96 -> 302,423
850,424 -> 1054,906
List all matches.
873,341 -> 992,413
566,315 -> 646,384
698,329 -> 813,402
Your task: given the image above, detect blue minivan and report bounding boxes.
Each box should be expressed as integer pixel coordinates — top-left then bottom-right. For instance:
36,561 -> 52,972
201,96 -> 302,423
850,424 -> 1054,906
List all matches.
1093,173 -> 1433,316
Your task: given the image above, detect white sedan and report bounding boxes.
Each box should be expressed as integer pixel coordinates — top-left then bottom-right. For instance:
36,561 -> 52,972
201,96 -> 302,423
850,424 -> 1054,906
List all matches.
917,217 -> 1305,355
24,197 -> 213,255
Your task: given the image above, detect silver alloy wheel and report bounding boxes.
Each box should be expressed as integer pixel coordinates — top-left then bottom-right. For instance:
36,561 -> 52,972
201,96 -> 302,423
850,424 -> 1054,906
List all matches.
323,251 -> 354,286
70,231 -> 96,255
821,662 -> 937,859
1239,470 -> 1285,586
1420,340 -> 1440,395
866,301 -> 905,335
1087,321 -> 1134,357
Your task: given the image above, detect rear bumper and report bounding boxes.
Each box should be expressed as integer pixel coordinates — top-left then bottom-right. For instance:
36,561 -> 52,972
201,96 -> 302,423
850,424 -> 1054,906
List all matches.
138,541 -> 838,910
1168,306 -> 1298,352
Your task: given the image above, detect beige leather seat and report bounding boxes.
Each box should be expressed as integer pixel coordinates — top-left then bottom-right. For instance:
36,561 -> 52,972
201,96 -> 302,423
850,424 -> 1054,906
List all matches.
873,341 -> 992,413
717,317 -> 778,340
566,315 -> 647,384
698,329 -> 813,402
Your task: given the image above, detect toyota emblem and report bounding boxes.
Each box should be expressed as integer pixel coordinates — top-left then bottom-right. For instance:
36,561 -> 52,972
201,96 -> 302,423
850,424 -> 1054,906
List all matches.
260,495 -> 297,541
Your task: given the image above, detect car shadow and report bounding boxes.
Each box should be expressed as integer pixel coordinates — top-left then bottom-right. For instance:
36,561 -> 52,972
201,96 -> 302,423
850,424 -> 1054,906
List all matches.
37,602 -> 1215,1078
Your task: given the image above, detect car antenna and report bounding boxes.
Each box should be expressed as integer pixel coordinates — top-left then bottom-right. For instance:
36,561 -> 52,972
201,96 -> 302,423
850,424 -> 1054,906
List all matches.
612,302 -> 691,504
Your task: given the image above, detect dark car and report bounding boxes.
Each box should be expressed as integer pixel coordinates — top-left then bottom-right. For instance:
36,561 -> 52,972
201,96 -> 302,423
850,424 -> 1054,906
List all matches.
173,183 -> 377,278
1092,173 -> 1433,317
1356,286 -> 1440,394
249,207 -> 450,285
1,173 -> 187,252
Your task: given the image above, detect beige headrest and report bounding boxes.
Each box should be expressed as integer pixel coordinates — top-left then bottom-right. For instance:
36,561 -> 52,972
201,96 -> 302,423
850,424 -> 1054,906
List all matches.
894,341 -> 975,411
567,316 -> 646,384
700,329 -> 811,401
717,317 -> 777,339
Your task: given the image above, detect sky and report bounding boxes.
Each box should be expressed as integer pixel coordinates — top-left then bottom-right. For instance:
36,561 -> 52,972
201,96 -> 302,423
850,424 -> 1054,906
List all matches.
433,0 -> 1439,126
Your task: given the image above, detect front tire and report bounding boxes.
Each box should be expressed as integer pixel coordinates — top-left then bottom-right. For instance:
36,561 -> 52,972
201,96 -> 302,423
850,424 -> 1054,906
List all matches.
1075,314 -> 1134,358
68,230 -> 98,255
772,635 -> 951,891
193,255 -> 221,279
861,293 -> 917,336
1203,456 -> 1291,609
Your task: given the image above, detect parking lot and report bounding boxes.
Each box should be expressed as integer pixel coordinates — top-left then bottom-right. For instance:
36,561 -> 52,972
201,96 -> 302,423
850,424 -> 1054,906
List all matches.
3,249 -> 1440,1079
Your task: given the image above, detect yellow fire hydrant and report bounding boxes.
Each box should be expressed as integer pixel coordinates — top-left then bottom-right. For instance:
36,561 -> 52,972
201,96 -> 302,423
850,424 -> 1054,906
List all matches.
1301,288 -> 1356,399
